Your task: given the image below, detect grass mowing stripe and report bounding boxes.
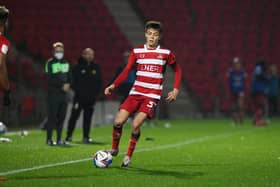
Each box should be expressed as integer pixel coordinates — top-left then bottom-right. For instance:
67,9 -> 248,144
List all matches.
0,128 -> 262,176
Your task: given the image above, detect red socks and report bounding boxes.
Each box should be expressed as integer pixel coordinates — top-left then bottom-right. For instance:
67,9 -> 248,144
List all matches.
112,126 -> 123,150
126,132 -> 141,157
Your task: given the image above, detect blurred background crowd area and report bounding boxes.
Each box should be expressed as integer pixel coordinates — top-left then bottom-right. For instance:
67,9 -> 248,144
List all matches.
0,0 -> 279,126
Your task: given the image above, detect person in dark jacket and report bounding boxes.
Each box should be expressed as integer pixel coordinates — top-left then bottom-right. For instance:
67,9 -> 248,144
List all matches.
66,48 -> 102,143
111,51 -> 136,104
267,64 -> 279,117
45,42 -> 71,146
250,60 -> 269,126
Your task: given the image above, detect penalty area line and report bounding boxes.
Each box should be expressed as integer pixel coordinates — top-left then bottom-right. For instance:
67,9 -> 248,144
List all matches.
0,129 -> 258,176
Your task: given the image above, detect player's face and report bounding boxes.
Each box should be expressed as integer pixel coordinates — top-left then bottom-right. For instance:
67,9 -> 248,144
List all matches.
145,28 -> 160,49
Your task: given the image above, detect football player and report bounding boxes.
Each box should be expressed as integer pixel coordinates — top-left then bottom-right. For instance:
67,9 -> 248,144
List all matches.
104,21 -> 182,167
0,6 -> 11,106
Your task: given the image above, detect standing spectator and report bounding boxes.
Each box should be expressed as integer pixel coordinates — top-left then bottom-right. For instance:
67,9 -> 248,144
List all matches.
45,42 -> 71,146
66,48 -> 102,143
250,60 -> 268,126
0,6 -> 11,106
267,64 -> 279,117
226,57 -> 247,125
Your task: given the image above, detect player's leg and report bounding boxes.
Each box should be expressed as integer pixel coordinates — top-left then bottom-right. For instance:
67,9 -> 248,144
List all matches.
237,94 -> 245,124
231,95 -> 239,125
128,112 -> 147,154
253,94 -> 266,126
82,104 -> 94,143
66,102 -> 82,141
46,94 -> 59,145
0,59 -> 10,90
121,98 -> 157,167
122,112 -> 147,167
111,109 -> 130,156
56,99 -> 67,145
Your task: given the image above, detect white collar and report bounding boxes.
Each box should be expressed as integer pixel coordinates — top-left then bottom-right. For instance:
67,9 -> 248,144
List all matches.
144,44 -> 160,50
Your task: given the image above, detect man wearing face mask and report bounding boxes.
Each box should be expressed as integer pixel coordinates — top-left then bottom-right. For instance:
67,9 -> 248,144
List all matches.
45,42 -> 71,146
65,48 -> 102,143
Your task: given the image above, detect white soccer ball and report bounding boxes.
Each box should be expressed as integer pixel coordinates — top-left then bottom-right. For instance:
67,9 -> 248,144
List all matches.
93,150 -> 113,168
0,122 -> 7,135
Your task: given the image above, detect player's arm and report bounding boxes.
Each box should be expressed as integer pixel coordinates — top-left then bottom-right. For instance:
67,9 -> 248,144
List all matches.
0,52 -> 10,90
104,52 -> 136,96
166,62 -> 182,103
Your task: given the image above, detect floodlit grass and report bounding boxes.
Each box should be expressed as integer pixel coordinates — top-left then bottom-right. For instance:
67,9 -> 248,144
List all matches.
0,118 -> 280,187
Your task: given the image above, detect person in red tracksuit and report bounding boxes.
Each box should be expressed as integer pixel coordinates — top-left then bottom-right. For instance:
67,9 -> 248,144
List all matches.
104,21 -> 182,167
0,6 -> 11,106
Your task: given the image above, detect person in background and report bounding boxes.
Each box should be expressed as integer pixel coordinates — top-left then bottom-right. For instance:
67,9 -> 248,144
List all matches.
65,48 -> 102,143
250,60 -> 268,126
112,51 -> 136,104
45,42 -> 71,146
0,6 -> 11,106
267,64 -> 279,118
226,57 -> 247,125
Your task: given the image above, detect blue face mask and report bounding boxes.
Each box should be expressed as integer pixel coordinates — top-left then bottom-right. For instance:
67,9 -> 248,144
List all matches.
54,52 -> 64,60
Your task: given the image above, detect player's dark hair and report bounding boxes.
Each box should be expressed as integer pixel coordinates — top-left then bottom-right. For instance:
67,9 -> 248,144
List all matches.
145,21 -> 162,33
0,6 -> 9,26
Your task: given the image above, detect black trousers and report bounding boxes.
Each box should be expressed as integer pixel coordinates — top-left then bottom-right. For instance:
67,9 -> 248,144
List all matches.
46,93 -> 67,142
67,100 -> 94,139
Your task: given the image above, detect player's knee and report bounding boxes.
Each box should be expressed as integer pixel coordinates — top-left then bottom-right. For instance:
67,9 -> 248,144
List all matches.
131,122 -> 141,133
114,118 -> 125,127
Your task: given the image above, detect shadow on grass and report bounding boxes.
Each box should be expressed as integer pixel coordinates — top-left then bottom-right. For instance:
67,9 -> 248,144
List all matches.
112,166 -> 204,179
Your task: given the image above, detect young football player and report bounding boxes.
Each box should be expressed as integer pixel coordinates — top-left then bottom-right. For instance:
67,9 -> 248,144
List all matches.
0,6 -> 11,106
104,21 -> 182,167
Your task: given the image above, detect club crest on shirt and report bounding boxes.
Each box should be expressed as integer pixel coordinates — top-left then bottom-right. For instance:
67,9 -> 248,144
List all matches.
139,54 -> 145,58
157,54 -> 163,59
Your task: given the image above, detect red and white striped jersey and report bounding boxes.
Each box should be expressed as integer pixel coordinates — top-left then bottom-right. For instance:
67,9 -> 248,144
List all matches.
114,45 -> 181,100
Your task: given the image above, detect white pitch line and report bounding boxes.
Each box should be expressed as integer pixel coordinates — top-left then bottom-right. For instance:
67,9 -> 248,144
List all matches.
0,129 -> 258,176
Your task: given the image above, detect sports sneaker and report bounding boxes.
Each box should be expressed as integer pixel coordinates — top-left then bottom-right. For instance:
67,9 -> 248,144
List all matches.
57,140 -> 67,146
46,140 -> 56,146
65,136 -> 72,142
83,137 -> 93,144
108,149 -> 119,156
121,156 -> 131,167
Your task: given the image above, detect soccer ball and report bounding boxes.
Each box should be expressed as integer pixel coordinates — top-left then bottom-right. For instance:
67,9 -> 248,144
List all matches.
93,150 -> 113,168
0,122 -> 7,135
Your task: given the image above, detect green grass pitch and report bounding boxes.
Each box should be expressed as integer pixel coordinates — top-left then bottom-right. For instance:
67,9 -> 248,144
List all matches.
0,118 -> 280,187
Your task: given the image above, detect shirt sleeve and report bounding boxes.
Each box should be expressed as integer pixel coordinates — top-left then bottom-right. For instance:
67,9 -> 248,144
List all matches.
167,52 -> 176,65
113,51 -> 136,88
170,62 -> 182,90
